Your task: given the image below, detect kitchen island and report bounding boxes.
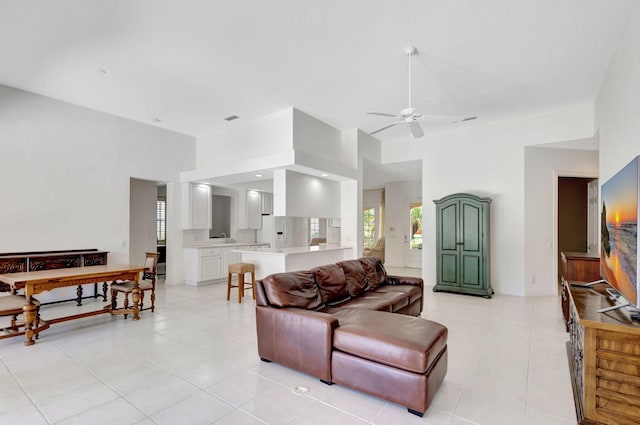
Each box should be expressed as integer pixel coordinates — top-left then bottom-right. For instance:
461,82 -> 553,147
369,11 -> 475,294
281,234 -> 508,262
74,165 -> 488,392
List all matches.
233,245 -> 353,279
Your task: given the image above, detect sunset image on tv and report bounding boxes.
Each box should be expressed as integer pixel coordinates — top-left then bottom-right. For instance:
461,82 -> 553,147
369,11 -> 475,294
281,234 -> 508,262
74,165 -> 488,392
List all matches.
601,156 -> 639,307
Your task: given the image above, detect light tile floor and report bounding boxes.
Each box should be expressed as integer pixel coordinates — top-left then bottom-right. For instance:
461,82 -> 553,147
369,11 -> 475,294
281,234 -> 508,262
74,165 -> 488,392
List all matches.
0,269 -> 576,425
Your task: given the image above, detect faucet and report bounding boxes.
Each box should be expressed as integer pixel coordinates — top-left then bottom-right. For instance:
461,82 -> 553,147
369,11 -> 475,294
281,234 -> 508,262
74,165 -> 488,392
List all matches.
221,232 -> 228,243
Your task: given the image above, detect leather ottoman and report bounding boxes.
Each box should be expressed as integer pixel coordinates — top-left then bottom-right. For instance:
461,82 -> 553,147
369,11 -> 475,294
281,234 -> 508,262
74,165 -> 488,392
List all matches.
330,309 -> 448,416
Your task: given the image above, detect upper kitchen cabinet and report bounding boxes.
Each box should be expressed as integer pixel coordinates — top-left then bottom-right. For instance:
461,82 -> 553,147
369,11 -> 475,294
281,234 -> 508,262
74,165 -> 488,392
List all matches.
246,190 -> 261,229
182,183 -> 211,229
261,192 -> 273,215
238,189 -> 262,229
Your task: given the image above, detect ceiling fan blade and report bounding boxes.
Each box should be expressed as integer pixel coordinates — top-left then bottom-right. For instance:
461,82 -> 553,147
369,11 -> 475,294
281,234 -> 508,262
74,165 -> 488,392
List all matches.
409,122 -> 424,138
367,112 -> 401,118
370,121 -> 402,135
419,114 -> 466,123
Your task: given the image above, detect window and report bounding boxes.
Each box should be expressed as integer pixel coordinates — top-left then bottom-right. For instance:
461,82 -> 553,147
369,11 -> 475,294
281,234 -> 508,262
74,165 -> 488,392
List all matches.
157,197 -> 166,243
410,202 -> 422,250
310,217 -> 320,238
363,207 -> 376,248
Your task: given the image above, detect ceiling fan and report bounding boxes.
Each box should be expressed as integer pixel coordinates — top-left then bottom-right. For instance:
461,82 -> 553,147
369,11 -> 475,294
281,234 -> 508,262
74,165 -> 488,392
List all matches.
368,46 -> 476,139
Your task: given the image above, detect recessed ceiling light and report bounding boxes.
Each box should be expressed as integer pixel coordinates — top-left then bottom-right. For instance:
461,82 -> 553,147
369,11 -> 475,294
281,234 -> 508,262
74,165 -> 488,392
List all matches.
151,118 -> 162,123
254,174 -> 263,178
95,68 -> 108,75
224,115 -> 239,121
320,173 -> 329,177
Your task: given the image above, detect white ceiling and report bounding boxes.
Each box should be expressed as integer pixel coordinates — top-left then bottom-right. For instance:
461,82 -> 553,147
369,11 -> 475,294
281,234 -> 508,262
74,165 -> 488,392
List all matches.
0,1 -> 633,145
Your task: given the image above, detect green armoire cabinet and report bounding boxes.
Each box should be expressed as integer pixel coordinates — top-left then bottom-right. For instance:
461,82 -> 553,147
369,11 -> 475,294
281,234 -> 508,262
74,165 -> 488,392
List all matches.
433,193 -> 493,298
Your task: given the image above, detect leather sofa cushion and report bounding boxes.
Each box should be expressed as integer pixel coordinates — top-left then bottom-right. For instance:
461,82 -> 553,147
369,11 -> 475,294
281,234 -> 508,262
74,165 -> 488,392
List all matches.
333,290 -> 409,313
337,259 -> 369,296
333,309 -> 448,374
260,271 -> 324,310
374,285 -> 422,304
312,264 -> 350,305
359,257 -> 387,289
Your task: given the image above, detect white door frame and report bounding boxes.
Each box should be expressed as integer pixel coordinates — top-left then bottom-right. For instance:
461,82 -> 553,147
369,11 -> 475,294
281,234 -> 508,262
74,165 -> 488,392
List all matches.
552,170 -> 599,293
404,197 -> 423,268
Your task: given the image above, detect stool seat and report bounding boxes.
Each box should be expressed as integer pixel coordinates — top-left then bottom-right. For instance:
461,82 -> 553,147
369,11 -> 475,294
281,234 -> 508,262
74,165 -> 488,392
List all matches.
228,263 -> 255,274
227,263 -> 256,303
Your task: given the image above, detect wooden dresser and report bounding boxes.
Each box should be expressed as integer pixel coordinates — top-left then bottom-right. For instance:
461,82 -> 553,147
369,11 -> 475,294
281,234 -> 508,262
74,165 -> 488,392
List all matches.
563,281 -> 640,424
561,251 -> 601,283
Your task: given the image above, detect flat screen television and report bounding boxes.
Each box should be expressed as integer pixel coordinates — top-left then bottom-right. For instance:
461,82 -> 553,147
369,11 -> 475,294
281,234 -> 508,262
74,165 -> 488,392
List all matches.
600,155 -> 640,312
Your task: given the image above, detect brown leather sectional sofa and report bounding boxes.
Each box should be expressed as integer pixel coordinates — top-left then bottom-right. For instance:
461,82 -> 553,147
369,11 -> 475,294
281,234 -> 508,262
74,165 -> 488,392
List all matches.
255,256 -> 448,416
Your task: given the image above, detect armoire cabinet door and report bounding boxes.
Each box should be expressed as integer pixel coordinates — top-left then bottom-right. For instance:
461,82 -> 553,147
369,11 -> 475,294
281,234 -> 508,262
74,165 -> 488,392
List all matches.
438,200 -> 460,287
460,200 -> 482,289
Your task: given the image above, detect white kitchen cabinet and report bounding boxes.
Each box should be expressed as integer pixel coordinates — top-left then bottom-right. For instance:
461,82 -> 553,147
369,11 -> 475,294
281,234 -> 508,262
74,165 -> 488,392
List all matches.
261,192 -> 273,215
182,183 -> 211,229
200,255 -> 222,281
247,190 -> 262,229
184,247 -> 222,285
184,244 -> 267,285
238,189 -> 262,229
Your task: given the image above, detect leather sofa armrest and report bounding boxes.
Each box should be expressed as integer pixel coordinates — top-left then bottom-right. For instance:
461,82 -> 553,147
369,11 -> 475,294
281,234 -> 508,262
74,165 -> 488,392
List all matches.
256,306 -> 338,382
387,275 -> 424,290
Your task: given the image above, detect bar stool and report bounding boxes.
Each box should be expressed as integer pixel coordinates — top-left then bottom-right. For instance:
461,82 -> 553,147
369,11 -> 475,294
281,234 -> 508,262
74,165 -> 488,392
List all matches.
227,263 -> 256,303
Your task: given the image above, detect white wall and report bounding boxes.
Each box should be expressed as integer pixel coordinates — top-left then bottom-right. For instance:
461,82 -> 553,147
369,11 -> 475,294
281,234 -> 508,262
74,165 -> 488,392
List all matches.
292,109 -> 344,165
340,179 -> 359,258
0,85 -> 195,285
524,146 -> 598,296
284,170 -> 341,217
363,189 -> 384,210
380,102 -> 595,294
596,3 -> 640,181
195,108 -> 293,168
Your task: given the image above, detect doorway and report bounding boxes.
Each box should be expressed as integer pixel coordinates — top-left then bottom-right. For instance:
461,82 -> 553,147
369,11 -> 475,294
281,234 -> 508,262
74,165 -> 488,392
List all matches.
157,185 -> 167,277
557,177 -> 598,279
404,200 -> 423,268
129,179 -> 167,276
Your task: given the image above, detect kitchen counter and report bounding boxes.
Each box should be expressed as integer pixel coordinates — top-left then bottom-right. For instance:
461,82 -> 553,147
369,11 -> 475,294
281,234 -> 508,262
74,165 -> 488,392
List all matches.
232,244 -> 350,255
233,245 -> 353,279
184,242 -> 269,248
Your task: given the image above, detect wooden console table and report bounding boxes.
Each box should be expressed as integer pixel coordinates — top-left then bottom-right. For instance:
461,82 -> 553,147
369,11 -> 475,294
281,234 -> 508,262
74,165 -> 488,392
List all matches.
0,249 -> 109,305
0,264 -> 145,345
563,280 -> 640,424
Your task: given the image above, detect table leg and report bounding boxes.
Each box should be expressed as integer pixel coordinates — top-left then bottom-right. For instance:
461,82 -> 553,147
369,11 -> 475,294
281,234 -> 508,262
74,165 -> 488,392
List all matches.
76,285 -> 83,306
22,300 -> 37,346
102,282 -> 108,301
131,285 -> 141,321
